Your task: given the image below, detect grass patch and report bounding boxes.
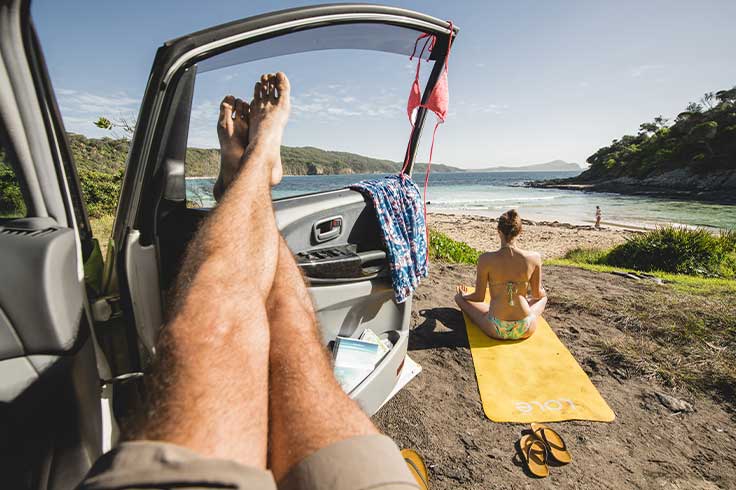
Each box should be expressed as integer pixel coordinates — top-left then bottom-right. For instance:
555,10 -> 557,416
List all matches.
89,214 -> 114,257
550,277 -> 736,405
547,257 -> 736,295
429,229 -> 481,265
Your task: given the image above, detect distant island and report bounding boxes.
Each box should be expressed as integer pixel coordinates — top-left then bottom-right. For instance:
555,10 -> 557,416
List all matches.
66,134 -> 464,177
475,160 -> 582,172
531,86 -> 736,203
66,133 -> 582,177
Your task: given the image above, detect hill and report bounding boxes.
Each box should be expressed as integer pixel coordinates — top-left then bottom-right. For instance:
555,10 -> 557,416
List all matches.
532,87 -> 736,201
67,134 -> 464,176
477,160 -> 582,172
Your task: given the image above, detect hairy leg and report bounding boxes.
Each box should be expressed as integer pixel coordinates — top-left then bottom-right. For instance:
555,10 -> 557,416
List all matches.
266,238 -> 378,481
454,294 -> 502,340
129,73 -> 291,469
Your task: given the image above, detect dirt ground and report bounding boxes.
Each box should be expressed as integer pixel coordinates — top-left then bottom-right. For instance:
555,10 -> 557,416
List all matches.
428,212 -> 637,259
374,263 -> 736,490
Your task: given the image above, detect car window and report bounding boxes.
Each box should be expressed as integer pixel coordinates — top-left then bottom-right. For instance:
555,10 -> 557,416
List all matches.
0,127 -> 27,218
184,25 -> 437,208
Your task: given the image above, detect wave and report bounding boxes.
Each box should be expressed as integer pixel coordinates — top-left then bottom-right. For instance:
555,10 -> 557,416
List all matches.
428,195 -> 565,205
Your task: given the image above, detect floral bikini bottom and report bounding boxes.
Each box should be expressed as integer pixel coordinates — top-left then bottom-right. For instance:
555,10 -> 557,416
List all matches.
489,314 -> 535,340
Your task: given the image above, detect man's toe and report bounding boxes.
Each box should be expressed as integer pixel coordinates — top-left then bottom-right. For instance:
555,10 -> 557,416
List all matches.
275,72 -> 290,98
218,95 -> 235,130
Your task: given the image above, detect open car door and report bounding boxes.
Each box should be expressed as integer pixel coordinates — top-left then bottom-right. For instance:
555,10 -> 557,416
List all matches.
108,5 -> 457,415
0,0 -> 115,488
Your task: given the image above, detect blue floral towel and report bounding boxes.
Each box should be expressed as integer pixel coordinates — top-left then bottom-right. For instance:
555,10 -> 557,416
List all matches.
350,175 -> 429,303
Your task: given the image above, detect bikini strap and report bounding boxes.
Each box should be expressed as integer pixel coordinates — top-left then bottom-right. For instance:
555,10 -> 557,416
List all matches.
506,282 -> 516,306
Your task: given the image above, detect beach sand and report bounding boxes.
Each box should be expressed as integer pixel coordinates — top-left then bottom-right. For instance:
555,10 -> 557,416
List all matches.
375,262 -> 736,490
373,212 -> 735,488
428,212 -> 638,259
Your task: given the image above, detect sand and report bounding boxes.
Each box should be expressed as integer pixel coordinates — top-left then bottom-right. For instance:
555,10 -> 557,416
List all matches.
375,263 -> 736,489
428,212 -> 638,259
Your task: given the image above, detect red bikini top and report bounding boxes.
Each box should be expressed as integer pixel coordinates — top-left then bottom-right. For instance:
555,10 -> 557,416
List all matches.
406,27 -> 452,127
401,23 -> 455,238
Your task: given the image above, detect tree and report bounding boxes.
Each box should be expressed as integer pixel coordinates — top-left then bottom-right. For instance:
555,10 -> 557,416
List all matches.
639,122 -> 658,135
699,92 -> 716,110
686,102 -> 703,114
715,87 -> 736,105
688,121 -> 718,156
653,115 -> 669,128
94,115 -> 136,139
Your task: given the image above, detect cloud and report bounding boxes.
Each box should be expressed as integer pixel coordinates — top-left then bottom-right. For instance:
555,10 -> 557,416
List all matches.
289,86 -> 404,121
629,64 -> 665,78
187,99 -> 221,148
56,88 -> 140,136
578,81 -> 590,88
453,99 -> 508,116
55,84 -> 410,148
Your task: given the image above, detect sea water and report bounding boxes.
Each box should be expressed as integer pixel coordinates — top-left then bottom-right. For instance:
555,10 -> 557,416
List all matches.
186,171 -> 736,230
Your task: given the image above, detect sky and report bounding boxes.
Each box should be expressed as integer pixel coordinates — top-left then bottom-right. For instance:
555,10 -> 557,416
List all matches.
32,0 -> 736,169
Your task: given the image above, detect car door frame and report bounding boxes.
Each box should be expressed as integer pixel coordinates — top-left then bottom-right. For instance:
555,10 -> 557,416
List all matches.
108,4 -> 457,366
1,0 -> 117,485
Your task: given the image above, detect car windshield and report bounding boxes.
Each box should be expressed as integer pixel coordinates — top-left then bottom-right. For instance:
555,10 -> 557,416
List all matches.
198,23 -> 436,73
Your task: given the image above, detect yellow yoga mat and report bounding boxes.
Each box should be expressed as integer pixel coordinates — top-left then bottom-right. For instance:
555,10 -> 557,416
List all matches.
464,289 -> 615,423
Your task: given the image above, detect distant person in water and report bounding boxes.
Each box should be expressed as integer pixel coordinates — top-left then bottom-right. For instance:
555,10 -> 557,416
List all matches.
454,209 -> 547,340
595,206 -> 602,229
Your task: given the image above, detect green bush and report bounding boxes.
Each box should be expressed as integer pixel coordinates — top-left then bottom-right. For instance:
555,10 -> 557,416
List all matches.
78,167 -> 124,218
606,226 -> 736,277
429,229 -> 481,264
0,161 -> 26,217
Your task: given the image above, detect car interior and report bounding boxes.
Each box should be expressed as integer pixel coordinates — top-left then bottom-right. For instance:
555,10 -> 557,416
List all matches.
0,3 -> 455,489
112,13 -> 454,415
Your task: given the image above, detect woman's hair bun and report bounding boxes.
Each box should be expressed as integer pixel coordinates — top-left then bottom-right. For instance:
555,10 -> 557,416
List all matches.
498,209 -> 522,239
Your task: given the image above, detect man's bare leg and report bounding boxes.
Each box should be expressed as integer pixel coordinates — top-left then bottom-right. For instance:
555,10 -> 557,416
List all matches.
130,73 -> 291,469
213,95 -> 249,201
266,238 -> 378,481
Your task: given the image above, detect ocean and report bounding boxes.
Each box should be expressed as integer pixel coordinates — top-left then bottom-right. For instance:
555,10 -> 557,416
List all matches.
186,171 -> 736,230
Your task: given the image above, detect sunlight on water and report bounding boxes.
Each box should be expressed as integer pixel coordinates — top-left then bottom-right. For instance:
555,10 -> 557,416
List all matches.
186,171 -> 736,230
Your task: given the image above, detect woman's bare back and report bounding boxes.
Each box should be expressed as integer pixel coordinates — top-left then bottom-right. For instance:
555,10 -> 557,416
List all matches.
481,246 -> 543,321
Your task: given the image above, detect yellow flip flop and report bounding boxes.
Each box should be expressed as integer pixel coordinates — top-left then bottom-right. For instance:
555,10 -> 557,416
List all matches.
519,434 -> 549,478
531,423 -> 572,465
401,449 -> 429,490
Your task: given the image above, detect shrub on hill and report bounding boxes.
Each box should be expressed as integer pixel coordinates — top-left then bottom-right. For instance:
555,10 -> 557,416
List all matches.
0,161 -> 26,217
580,86 -> 736,181
78,167 -> 124,218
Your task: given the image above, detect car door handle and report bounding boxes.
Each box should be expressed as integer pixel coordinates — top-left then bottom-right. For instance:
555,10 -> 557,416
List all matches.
313,216 -> 343,243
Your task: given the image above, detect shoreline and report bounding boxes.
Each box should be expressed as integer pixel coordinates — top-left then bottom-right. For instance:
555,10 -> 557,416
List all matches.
427,212 -> 638,259
427,209 -> 694,233
528,180 -> 736,206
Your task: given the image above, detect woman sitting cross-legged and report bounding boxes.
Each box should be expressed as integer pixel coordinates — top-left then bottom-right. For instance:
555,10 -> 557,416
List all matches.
454,209 -> 547,340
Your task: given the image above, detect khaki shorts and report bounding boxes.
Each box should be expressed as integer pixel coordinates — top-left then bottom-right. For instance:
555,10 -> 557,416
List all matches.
78,434 -> 419,490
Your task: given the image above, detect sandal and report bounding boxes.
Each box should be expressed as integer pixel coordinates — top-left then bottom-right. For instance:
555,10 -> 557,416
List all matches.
401,449 -> 429,490
519,434 -> 549,478
531,423 -> 572,465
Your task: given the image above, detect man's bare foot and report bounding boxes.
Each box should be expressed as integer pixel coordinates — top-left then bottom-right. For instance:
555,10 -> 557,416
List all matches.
215,95 -> 249,199
248,72 -> 290,186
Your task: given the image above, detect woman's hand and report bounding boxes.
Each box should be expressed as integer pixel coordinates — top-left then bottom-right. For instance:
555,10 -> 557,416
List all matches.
456,285 -> 468,296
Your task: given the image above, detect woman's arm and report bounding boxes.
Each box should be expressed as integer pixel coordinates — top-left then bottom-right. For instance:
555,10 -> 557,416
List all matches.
463,255 -> 489,302
529,255 -> 547,300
